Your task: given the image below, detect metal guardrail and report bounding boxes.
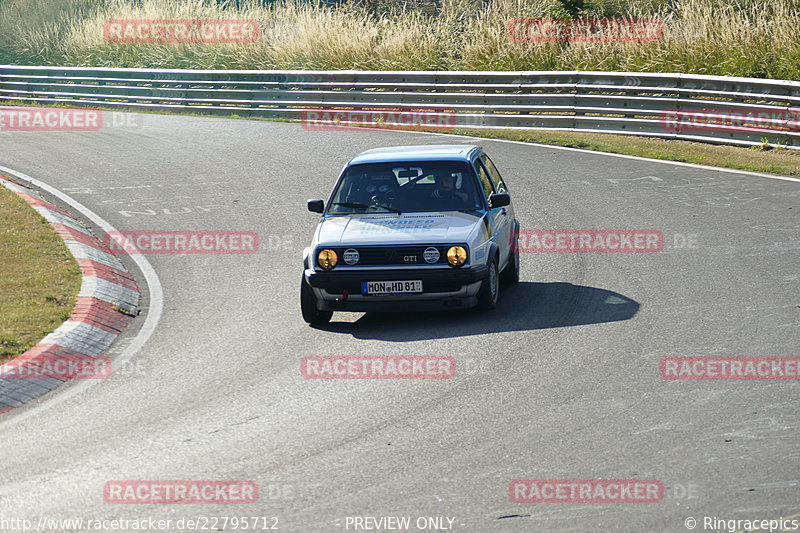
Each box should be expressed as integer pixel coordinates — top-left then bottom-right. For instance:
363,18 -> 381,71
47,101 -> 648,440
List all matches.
1,65 -> 799,149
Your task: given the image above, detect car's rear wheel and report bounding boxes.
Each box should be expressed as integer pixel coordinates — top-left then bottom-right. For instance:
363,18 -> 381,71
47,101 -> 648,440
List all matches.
477,257 -> 499,310
301,276 -> 332,325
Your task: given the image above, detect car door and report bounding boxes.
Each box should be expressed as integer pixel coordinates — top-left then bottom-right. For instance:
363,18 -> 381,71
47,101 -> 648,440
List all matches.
474,157 -> 511,268
481,153 -> 516,266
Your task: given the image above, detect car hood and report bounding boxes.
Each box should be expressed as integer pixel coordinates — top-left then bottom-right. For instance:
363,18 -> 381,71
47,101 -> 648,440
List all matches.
316,212 -> 483,246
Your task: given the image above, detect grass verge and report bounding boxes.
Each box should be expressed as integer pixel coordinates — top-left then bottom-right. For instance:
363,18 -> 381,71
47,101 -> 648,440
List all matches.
0,0 -> 799,80
0,181 -> 82,363
441,128 -> 800,176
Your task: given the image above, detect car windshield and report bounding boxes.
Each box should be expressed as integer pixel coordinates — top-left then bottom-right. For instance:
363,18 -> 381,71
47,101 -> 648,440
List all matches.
327,161 -> 482,214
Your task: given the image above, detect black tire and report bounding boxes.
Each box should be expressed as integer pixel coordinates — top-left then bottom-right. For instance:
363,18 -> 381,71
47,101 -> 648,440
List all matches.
301,276 -> 332,325
477,256 -> 499,310
500,243 -> 520,285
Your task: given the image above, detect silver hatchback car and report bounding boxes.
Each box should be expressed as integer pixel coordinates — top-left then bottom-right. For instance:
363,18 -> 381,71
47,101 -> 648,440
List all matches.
301,145 -> 519,325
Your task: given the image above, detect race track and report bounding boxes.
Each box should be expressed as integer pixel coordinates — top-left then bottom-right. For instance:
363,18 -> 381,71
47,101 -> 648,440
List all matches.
1,113 -> 798,532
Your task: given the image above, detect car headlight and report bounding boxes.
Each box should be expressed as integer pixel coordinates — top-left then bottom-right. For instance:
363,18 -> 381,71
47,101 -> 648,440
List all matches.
446,246 -> 467,267
318,249 -> 338,270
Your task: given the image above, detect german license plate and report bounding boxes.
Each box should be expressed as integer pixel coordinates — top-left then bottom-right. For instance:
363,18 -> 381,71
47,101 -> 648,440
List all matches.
362,280 -> 422,295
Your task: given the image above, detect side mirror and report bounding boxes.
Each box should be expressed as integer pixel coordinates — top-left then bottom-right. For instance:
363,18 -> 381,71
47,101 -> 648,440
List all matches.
489,192 -> 510,208
307,199 -> 324,213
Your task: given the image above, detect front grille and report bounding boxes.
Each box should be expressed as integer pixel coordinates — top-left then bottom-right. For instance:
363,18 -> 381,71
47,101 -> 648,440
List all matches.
331,245 -> 456,266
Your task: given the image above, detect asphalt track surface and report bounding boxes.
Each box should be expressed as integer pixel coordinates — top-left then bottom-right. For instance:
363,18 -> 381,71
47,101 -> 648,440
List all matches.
1,113 -> 798,532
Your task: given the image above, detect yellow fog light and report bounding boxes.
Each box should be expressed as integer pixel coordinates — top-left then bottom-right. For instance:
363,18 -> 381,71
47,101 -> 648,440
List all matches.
318,249 -> 338,270
446,246 -> 467,267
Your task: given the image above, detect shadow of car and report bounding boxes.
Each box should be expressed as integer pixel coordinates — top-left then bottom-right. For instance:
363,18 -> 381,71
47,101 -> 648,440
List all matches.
313,281 -> 640,341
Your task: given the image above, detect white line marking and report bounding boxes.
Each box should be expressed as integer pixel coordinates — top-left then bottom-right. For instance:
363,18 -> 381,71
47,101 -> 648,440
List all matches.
606,176 -> 663,184
389,128 -> 800,184
0,165 -> 163,426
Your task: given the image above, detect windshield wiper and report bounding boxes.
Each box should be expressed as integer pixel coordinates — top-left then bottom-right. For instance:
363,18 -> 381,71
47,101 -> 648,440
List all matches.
332,202 -> 402,215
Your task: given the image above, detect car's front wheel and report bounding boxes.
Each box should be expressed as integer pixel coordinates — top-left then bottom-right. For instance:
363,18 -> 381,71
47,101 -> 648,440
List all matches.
301,276 -> 332,325
477,257 -> 499,310
500,245 -> 519,285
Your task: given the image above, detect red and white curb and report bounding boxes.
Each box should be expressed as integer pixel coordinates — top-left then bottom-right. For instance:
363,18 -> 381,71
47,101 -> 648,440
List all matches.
0,177 -> 140,415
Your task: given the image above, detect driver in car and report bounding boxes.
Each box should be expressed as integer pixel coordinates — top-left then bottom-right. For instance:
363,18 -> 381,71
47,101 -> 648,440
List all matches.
431,172 -> 469,203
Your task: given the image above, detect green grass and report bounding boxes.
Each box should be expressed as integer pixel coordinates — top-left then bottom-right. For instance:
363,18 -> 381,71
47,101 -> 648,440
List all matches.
0,182 -> 82,362
442,127 -> 800,176
0,0 -> 799,80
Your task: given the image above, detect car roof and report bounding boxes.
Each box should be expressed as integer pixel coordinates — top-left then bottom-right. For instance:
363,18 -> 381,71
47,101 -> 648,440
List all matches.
348,145 -> 481,165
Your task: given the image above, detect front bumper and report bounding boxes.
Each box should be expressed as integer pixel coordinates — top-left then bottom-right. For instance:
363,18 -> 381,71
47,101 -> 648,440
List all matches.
304,265 -> 488,312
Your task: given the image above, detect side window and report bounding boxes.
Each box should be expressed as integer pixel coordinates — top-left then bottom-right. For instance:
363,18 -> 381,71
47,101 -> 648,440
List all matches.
481,155 -> 507,193
475,161 -> 495,201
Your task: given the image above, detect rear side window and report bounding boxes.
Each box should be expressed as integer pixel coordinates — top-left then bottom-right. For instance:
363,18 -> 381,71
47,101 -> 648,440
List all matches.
481,154 -> 507,193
